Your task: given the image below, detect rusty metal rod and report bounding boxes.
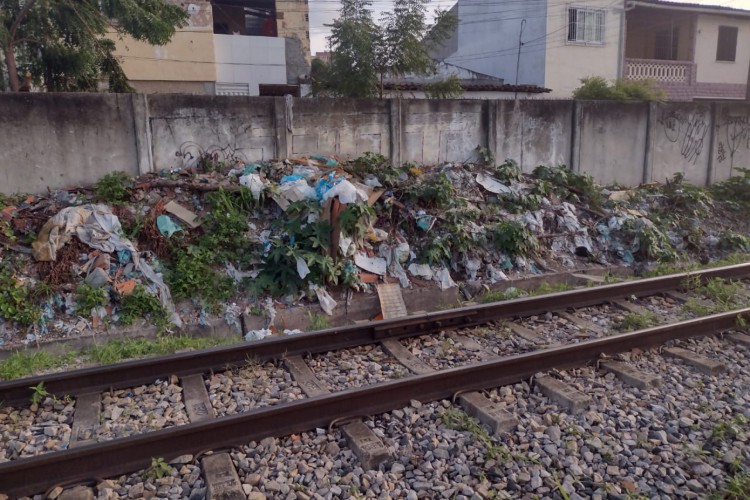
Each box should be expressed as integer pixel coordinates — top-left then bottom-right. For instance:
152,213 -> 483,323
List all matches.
0,307 -> 746,497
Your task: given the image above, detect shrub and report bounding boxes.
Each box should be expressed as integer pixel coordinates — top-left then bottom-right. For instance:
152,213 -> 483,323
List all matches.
573,77 -> 665,102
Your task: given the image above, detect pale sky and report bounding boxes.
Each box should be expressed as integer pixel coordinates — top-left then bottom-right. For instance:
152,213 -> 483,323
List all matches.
309,0 -> 750,55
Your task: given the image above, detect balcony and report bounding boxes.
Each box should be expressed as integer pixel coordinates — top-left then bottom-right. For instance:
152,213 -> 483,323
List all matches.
624,59 -> 695,85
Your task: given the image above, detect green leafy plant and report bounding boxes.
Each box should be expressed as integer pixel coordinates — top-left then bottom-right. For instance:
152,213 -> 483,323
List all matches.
339,203 -> 375,239
419,236 -> 452,265
493,159 -> 522,183
95,171 -> 134,204
118,286 -> 169,329
346,153 -> 404,187
0,266 -> 42,326
146,457 -> 172,480
618,311 -> 659,332
307,312 -> 330,331
75,284 -> 108,316
406,173 -> 454,209
573,76 -> 665,102
712,168 -> 750,210
29,381 -> 49,406
489,220 -> 539,257
533,164 -> 603,210
166,245 -> 234,306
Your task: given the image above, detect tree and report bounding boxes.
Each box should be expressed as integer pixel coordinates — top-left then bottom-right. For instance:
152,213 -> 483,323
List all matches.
325,0 -> 457,98
0,0 -> 188,92
310,57 -> 332,96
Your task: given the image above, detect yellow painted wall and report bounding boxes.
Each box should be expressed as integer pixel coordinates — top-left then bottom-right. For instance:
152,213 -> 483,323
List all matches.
111,0 -> 216,85
544,0 -> 624,98
694,14 -> 750,84
277,0 -> 311,64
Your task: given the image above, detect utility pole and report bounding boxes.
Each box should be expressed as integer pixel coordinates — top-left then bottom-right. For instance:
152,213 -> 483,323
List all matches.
514,19 -> 527,101
746,58 -> 750,100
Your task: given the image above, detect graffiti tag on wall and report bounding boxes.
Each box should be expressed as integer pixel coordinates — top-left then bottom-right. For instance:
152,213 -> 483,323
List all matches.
716,113 -> 750,174
658,108 -> 710,164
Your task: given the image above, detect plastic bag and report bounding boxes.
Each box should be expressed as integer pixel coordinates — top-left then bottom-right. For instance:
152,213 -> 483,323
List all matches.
156,215 -> 182,238
239,173 -> 265,198
314,286 -> 338,315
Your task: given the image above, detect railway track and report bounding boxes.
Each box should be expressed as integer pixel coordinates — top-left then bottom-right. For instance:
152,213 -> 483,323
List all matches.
1,263 -> 750,497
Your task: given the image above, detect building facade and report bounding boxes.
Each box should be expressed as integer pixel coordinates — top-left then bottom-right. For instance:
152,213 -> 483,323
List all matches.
111,0 -> 310,96
433,0 -> 750,100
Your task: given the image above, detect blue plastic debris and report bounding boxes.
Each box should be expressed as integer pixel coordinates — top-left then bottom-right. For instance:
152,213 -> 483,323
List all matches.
156,215 -> 182,238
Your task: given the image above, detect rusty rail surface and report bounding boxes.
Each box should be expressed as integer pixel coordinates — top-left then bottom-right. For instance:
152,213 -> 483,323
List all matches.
0,262 -> 748,405
0,307 -> 747,497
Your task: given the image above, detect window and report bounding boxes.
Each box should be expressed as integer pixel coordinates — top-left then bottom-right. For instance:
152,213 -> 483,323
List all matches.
655,27 -> 679,60
717,26 -> 738,62
567,7 -> 605,44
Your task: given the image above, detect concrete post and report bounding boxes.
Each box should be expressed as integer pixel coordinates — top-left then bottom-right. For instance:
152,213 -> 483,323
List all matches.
131,94 -> 153,175
389,99 -> 402,166
642,101 -> 656,184
273,96 -> 292,159
706,102 -> 718,186
570,100 -> 583,172
485,100 -> 498,161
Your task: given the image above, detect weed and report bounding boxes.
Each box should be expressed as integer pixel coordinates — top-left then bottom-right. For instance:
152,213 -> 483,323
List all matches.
624,219 -> 677,262
713,168 -> 750,210
475,146 -> 495,166
406,173 -> 454,209
307,312 -> 330,331
85,335 -> 231,366
339,203 -> 374,239
492,159 -> 522,183
532,165 -> 603,210
29,381 -> 48,406
618,311 -> 659,332
0,350 -> 77,381
346,152 -> 403,187
719,231 -> 750,253
419,236 -> 452,266
682,278 -> 745,316
489,220 -> 539,257
146,457 -> 172,480
199,188 -> 259,266
711,420 -> 742,444
0,266 -> 42,326
166,245 -> 234,306
95,171 -> 133,204
479,287 -> 527,303
530,282 -> 574,296
709,472 -> 750,499
118,286 -> 169,329
74,284 -> 108,316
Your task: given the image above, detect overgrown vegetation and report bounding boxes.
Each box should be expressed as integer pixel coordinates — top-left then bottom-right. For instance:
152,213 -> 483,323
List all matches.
681,277 -> 746,316
117,286 -> 169,328
74,283 -> 107,316
0,265 -> 41,326
94,171 -> 133,204
618,311 -> 659,332
489,220 -> 539,257
572,77 -> 666,102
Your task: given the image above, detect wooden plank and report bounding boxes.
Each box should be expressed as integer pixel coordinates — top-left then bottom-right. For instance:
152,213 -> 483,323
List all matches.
285,355 -> 330,397
377,283 -> 408,320
70,393 -> 101,448
381,338 -> 433,375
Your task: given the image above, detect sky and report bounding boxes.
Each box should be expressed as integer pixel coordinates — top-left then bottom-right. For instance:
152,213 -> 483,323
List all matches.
308,0 -> 750,55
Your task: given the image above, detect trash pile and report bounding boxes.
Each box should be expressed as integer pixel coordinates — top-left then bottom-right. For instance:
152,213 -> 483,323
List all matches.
0,152 -> 748,346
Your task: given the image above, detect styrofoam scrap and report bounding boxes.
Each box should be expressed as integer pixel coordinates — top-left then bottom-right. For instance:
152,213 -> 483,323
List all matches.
283,329 -> 303,335
164,200 -> 201,228
245,328 -> 272,341
315,287 -> 338,315
476,172 -> 513,194
296,257 -> 311,279
354,253 -> 387,275
407,263 -> 434,280
485,264 -> 508,284
464,258 -> 481,281
434,267 -> 457,290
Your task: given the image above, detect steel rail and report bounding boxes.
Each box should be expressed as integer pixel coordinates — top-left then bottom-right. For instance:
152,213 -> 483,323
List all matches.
0,307 -> 747,497
0,262 -> 748,404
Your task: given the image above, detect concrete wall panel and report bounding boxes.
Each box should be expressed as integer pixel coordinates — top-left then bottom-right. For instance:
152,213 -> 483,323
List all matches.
148,95 -> 276,170
0,93 -> 139,194
496,100 -> 573,173
577,102 -> 649,186
290,98 -> 390,158
402,100 -> 484,164
651,102 -> 712,184
712,103 -> 750,182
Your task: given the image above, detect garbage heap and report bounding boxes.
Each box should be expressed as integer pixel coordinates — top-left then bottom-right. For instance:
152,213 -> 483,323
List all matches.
0,153 -> 745,345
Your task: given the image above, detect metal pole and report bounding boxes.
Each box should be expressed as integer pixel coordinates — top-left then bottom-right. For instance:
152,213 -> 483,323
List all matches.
515,18 -> 527,100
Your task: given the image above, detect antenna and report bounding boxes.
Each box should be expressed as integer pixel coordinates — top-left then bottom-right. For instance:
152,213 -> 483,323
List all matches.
515,18 -> 527,101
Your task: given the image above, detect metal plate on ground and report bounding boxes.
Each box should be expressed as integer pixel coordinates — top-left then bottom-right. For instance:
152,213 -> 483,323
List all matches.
182,374 -> 215,423
70,393 -> 101,448
202,453 -> 245,500
377,283 -> 408,319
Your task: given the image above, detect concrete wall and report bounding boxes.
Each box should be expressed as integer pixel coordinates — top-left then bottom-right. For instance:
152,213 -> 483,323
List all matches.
0,94 -> 140,194
1,94 -> 748,195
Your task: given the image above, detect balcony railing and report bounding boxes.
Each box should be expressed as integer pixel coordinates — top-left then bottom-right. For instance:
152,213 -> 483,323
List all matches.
624,58 -> 695,84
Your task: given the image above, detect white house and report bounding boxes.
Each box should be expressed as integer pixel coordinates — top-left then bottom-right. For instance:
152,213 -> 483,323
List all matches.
433,0 -> 750,100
